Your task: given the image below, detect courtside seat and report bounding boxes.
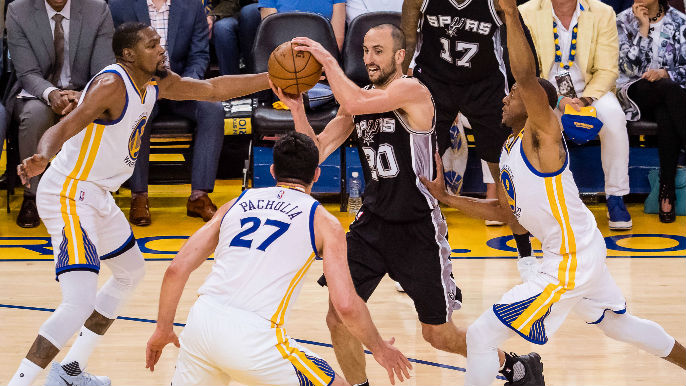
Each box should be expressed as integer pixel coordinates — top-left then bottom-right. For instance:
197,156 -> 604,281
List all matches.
343,12 -> 401,86
147,111 -> 196,184
627,119 -> 658,136
251,12 -> 340,142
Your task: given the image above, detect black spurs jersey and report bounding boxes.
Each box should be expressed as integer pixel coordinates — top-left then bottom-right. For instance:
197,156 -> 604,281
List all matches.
414,0 -> 506,84
353,83 -> 438,222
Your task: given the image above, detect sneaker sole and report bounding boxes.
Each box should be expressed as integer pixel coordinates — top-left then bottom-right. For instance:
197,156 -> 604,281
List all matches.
608,220 -> 632,230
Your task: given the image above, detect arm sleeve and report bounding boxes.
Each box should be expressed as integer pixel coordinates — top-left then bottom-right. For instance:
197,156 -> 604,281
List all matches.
582,8 -> 620,99
616,11 -> 651,79
90,3 -> 116,77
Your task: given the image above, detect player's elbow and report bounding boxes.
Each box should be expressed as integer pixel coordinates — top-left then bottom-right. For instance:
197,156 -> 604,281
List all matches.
332,296 -> 357,320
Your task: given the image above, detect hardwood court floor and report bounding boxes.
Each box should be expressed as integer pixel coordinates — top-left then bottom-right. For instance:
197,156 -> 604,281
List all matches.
1,180 -> 684,385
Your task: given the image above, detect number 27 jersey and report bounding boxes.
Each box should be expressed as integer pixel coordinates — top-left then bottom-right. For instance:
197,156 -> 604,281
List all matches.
198,187 -> 320,327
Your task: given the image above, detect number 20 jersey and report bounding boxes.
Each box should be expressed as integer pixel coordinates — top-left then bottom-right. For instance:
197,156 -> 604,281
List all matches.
198,187 -> 320,327
353,84 -> 439,222
414,0 -> 504,84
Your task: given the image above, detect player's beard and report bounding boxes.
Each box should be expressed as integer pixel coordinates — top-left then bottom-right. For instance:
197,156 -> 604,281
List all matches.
369,62 -> 396,87
155,65 -> 169,79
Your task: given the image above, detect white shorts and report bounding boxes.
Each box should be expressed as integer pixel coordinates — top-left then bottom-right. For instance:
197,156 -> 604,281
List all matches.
173,295 -> 336,386
36,168 -> 135,278
492,231 -> 626,345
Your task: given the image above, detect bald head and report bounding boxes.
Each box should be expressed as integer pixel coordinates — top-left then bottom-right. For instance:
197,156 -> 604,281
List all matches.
368,24 -> 406,53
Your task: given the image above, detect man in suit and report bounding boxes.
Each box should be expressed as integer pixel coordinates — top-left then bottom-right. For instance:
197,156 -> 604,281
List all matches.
109,0 -> 226,226
520,0 -> 633,230
6,0 -> 115,228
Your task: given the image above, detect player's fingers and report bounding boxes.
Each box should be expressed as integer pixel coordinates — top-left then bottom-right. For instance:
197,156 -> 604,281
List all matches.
401,353 -> 412,369
386,366 -> 396,385
173,335 -> 180,348
434,151 -> 444,175
394,363 -> 404,382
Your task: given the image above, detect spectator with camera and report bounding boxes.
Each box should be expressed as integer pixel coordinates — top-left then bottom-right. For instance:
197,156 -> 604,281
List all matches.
520,0 -> 633,230
616,0 -> 686,222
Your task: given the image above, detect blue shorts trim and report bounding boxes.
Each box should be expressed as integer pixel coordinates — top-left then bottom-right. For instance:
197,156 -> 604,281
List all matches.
587,307 -> 627,325
492,294 -> 551,345
100,232 -> 136,260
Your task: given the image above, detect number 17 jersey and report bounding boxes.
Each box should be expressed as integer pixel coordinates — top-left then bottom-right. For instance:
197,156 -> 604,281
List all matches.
198,187 -> 320,328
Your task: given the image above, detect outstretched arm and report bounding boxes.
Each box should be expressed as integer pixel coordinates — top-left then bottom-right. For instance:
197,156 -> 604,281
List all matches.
401,0 -> 423,73
421,152 -> 511,223
271,83 -> 354,164
145,198 -> 234,371
499,0 -> 559,138
315,207 -> 412,385
157,70 -> 270,102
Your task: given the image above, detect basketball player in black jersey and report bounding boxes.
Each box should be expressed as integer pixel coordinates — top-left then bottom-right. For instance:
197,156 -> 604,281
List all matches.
271,24 -> 543,386
402,0 -> 538,268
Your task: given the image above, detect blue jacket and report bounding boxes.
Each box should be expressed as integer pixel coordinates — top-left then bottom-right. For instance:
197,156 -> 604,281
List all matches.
109,0 -> 210,79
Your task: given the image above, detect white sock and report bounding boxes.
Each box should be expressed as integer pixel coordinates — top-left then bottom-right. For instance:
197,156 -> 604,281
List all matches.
8,358 -> 43,386
60,327 -> 103,375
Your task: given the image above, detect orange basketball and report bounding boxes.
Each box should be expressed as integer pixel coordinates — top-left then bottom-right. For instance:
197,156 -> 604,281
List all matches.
268,41 -> 322,95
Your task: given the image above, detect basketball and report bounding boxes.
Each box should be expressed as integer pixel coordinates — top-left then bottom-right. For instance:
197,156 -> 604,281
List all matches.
268,41 -> 323,95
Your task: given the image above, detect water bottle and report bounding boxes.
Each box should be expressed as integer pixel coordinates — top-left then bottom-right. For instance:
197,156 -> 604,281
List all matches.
348,171 -> 362,214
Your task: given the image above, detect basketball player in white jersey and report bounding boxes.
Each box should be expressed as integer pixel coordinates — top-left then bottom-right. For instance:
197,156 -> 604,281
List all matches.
10,22 -> 271,386
144,132 -> 412,386
421,1 -> 686,384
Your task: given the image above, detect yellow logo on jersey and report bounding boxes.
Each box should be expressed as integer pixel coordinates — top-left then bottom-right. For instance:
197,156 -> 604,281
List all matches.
128,116 -> 148,160
500,168 -> 518,216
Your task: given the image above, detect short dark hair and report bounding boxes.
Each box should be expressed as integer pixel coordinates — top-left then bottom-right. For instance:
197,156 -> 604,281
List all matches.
537,78 -> 558,109
273,132 -> 319,185
370,24 -> 406,52
113,22 -> 149,59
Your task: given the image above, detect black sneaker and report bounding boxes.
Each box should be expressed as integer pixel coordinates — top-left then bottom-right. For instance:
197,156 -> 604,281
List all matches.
500,352 -> 544,386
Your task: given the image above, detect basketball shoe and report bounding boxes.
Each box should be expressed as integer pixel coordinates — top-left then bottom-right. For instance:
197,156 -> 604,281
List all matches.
500,352 -> 545,386
44,362 -> 111,386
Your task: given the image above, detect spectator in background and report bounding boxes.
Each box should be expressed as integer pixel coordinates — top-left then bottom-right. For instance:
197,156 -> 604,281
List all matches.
602,0 -> 634,13
520,0 -> 634,230
208,0 -> 261,75
6,0 -> 114,228
616,0 -> 686,222
346,0 -> 402,24
110,0 -> 225,226
258,0 -> 346,51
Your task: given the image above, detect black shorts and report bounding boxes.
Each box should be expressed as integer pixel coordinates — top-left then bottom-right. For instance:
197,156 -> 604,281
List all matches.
319,207 -> 461,325
415,67 -> 510,163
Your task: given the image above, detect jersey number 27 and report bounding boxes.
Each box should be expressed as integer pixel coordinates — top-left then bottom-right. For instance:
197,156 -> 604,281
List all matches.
229,217 -> 290,251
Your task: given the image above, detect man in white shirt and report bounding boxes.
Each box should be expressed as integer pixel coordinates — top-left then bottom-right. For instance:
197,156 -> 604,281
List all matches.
345,0 -> 403,24
6,0 -> 115,228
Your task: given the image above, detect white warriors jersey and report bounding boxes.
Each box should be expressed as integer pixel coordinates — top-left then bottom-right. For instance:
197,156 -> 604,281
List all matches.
50,63 -> 158,192
198,186 -> 321,327
499,131 -> 598,258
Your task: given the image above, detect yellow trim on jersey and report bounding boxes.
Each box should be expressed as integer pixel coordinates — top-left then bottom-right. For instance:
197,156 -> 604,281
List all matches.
270,253 -> 316,328
118,64 -> 154,101
511,174 -> 578,335
275,327 -> 332,386
58,123 -> 106,265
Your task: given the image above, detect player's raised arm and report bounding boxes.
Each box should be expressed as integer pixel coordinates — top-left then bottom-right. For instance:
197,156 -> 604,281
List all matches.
499,0 -> 559,138
314,206 -> 412,385
271,83 -> 355,164
401,0 -> 423,73
291,37 -> 428,117
17,73 -> 125,187
156,70 -> 270,102
145,198 -> 234,371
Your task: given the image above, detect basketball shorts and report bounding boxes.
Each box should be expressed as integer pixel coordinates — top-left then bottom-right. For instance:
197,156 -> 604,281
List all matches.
414,66 -> 510,163
173,295 -> 336,386
492,231 -> 626,345
36,168 -> 136,278
320,206 -> 461,325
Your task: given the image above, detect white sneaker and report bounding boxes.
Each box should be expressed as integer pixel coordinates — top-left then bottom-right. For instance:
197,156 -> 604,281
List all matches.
517,256 -> 540,283
394,281 -> 405,293
44,362 -> 111,386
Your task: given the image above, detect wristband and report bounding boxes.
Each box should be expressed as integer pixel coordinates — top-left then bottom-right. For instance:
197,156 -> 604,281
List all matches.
556,95 -> 564,109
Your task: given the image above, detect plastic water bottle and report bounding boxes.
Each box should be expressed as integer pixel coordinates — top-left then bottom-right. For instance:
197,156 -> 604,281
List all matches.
348,172 -> 362,214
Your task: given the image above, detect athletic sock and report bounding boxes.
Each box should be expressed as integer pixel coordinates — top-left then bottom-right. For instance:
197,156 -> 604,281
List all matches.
60,327 -> 103,375
8,358 -> 43,386
353,380 -> 370,386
